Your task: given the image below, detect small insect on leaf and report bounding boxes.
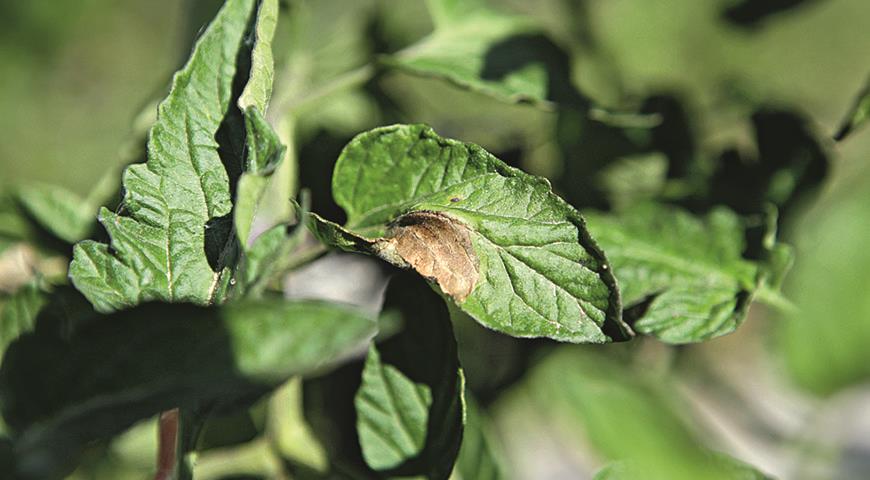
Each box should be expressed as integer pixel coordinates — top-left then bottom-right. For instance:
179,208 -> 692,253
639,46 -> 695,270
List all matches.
381,211 -> 479,302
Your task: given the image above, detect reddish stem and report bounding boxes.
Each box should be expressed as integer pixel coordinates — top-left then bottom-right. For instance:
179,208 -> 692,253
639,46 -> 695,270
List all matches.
154,409 -> 180,480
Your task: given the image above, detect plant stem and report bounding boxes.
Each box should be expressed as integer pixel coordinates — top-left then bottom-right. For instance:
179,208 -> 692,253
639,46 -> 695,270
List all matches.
154,409 -> 179,480
154,407 -> 207,480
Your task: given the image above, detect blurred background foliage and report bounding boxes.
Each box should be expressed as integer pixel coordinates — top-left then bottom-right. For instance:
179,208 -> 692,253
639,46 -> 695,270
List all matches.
1,0 -> 870,478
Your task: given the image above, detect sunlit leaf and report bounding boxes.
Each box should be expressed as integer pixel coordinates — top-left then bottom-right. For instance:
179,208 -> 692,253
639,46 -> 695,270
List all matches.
68,0 -> 276,312
311,124 -> 630,343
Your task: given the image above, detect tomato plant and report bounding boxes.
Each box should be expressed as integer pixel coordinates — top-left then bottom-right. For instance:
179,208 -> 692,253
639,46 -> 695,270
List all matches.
1,0 -> 869,479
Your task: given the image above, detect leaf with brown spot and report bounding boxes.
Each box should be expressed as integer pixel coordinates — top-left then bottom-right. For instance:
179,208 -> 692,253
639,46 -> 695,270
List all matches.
310,124 -> 631,344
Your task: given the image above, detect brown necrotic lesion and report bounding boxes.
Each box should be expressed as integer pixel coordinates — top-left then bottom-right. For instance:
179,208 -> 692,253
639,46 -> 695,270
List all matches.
382,211 -> 479,302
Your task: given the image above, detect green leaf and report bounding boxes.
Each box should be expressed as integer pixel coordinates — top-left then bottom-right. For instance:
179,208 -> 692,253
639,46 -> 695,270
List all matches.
14,162 -> 121,246
594,454 -> 774,480
307,212 -> 380,254
238,0 -> 278,112
274,0 -> 376,120
234,0 -> 286,250
452,397 -> 505,480
596,152 -> 668,211
750,206 -> 795,313
834,76 -> 870,141
0,283 -> 47,360
312,124 -> 629,344
584,203 -> 760,343
15,185 -> 96,244
358,341 -> 435,472
533,348 -> 770,480
268,378 -> 328,473
0,194 -> 34,253
383,0 -> 550,105
0,299 -> 376,479
68,0 -> 268,312
234,107 -> 287,250
354,273 -> 465,479
233,198 -> 309,299
779,169 -> 870,395
425,0 -> 492,26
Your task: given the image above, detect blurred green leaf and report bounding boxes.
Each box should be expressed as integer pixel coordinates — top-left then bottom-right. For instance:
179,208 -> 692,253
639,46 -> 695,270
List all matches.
834,76 -> 870,141
596,152 -> 668,211
583,0 -> 869,119
779,170 -> 870,395
707,109 -> 829,221
448,304 -> 529,403
0,283 -> 48,361
268,378 -> 328,473
555,111 -> 652,210
533,347 -> 770,480
272,0 -> 378,134
425,0 -> 490,26
0,195 -> 34,254
68,0 -> 271,312
722,0 -> 818,29
594,453 -> 774,480
0,192 -> 77,270
383,0 -> 551,105
0,299 -> 376,479
14,159 -> 122,246
585,203 -> 765,343
311,124 -> 630,343
16,185 -> 97,244
355,274 -> 464,479
452,396 -> 504,480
